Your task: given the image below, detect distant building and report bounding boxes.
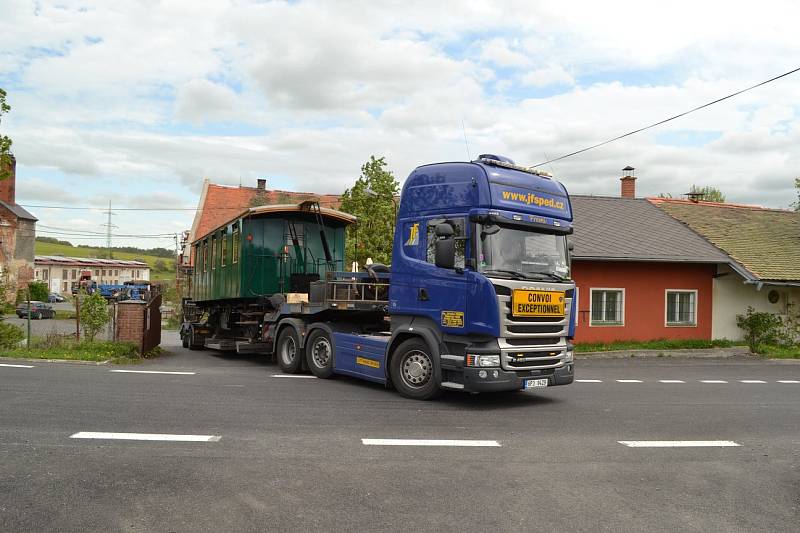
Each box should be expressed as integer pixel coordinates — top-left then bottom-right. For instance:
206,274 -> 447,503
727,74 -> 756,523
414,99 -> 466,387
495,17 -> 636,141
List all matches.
34,256 -> 150,293
0,155 -> 37,303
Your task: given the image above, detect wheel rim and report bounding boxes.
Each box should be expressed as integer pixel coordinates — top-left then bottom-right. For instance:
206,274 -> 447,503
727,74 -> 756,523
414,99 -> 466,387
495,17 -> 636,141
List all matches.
400,349 -> 433,388
310,337 -> 331,369
281,335 -> 297,366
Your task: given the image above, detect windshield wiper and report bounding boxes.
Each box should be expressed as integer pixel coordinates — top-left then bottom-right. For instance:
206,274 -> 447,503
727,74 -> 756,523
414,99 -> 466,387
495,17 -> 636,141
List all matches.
483,269 -> 527,280
525,272 -> 568,282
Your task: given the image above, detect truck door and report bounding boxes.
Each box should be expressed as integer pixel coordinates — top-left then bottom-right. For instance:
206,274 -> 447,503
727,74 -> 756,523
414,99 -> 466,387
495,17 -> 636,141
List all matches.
416,216 -> 469,334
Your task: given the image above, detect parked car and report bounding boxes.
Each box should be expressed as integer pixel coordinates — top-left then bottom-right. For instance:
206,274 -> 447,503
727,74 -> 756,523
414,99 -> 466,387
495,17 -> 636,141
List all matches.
48,293 -> 67,303
16,301 -> 56,319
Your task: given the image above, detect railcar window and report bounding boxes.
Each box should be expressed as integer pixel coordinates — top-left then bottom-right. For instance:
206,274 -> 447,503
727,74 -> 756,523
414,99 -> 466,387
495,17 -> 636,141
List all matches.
232,228 -> 240,263
211,236 -> 217,269
221,231 -> 228,267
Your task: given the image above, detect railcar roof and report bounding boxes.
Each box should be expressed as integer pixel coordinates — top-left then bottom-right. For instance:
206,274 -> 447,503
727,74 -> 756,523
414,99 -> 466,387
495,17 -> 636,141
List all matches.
247,204 -> 357,224
193,203 -> 356,243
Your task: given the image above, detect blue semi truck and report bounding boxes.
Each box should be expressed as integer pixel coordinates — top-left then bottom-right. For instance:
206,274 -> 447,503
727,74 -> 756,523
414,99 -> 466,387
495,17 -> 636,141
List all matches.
183,155 -> 576,399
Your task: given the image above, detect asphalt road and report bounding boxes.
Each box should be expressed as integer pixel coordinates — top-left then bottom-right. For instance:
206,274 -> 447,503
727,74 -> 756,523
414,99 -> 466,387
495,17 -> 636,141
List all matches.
1,336 -> 798,532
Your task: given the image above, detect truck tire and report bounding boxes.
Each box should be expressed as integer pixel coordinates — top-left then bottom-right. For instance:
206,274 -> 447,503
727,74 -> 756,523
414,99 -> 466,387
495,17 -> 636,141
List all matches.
187,326 -> 201,351
277,327 -> 303,374
181,331 -> 190,349
305,329 -> 334,378
389,338 -> 441,400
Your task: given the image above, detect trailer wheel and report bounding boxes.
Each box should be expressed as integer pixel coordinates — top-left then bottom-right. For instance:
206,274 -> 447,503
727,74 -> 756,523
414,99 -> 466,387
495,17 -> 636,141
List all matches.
187,326 -> 201,351
389,338 -> 440,400
181,331 -> 190,349
305,329 -> 334,378
277,327 -> 303,374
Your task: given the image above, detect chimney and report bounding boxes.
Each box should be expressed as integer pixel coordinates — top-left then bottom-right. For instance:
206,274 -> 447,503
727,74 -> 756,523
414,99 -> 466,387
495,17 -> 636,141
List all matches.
620,165 -> 636,198
256,178 -> 266,190
0,154 -> 16,204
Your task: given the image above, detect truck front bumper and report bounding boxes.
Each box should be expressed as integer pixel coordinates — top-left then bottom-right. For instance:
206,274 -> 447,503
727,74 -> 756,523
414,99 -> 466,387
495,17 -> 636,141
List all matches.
459,363 -> 574,393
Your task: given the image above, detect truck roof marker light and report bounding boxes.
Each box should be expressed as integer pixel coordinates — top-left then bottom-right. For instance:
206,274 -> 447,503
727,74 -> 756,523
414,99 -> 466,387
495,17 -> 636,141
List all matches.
477,157 -> 553,178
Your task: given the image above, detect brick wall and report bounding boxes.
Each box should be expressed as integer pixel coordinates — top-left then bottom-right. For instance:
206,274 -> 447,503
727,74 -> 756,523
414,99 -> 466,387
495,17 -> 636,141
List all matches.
115,294 -> 162,353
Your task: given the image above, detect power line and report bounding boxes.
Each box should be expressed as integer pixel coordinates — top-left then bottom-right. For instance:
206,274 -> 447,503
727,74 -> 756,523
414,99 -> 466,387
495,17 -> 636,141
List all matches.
531,65 -> 800,167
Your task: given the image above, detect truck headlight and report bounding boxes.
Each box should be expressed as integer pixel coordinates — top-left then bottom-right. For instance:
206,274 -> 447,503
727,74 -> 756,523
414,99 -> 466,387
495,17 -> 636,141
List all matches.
564,350 -> 574,363
467,354 -> 500,367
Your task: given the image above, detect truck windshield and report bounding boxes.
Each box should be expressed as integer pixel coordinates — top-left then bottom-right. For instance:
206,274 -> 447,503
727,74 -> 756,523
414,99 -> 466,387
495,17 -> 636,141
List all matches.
479,224 -> 570,280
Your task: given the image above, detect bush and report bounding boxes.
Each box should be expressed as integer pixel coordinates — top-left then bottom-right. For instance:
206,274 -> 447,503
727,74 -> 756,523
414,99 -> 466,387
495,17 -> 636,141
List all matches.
736,306 -> 787,353
27,281 -> 49,302
0,322 -> 25,349
80,291 -> 110,342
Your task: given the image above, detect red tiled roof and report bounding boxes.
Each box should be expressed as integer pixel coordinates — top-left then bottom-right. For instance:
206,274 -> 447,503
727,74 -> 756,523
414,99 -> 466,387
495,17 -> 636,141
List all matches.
193,183 -> 341,241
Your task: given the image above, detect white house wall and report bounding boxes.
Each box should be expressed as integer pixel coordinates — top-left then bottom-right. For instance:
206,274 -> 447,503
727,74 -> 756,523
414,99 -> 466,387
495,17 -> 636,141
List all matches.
712,264 -> 800,340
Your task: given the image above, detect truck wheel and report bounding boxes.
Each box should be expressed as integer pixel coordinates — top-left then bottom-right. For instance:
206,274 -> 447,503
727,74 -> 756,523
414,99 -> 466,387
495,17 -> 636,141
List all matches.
181,331 -> 190,349
390,338 -> 441,400
305,329 -> 334,378
277,327 -> 303,374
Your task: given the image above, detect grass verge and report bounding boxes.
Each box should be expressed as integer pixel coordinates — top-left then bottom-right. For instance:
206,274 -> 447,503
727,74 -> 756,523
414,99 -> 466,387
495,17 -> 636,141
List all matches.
574,338 -> 739,353
756,344 -> 800,359
1,339 -> 150,364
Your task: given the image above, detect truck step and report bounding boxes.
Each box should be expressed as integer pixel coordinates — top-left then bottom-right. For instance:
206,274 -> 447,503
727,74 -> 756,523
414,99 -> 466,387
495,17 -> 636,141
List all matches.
234,321 -> 260,325
236,341 -> 270,354
204,339 -> 237,351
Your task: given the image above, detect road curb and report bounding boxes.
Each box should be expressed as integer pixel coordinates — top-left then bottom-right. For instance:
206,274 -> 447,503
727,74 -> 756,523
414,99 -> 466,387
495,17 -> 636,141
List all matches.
576,347 -> 752,359
0,356 -> 112,366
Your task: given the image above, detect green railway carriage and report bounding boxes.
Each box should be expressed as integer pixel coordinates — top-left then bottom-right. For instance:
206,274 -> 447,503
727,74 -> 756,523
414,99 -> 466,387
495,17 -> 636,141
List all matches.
191,203 -> 355,304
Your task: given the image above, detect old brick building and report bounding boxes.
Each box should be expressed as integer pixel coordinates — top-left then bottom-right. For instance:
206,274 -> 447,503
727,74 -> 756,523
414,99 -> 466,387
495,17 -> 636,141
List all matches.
0,156 -> 37,302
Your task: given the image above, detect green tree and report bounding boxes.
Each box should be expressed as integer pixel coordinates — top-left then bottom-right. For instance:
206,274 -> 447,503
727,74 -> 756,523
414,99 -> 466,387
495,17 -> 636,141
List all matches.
689,184 -> 726,203
27,281 -> 49,302
80,291 -> 110,342
0,88 -> 13,181
154,259 -> 167,272
339,156 -> 400,266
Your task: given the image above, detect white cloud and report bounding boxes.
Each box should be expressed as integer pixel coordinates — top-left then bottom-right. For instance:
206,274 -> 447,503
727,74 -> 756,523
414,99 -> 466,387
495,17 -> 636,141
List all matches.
1,0 -> 799,253
521,64 -> 574,87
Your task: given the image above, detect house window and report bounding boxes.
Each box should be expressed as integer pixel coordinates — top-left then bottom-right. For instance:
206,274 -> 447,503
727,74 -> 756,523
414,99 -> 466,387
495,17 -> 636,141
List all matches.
63,281 -> 68,292
425,217 -> 466,269
666,290 -> 697,326
221,231 -> 227,267
114,270 -> 119,276
232,228 -> 240,263
62,269 -> 68,280
590,288 -> 624,326
95,269 -> 100,276
71,269 -> 77,280
43,270 -> 48,281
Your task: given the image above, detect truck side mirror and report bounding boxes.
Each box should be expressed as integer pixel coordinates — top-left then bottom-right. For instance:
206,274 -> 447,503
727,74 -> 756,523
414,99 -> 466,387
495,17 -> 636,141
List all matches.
568,241 -> 574,252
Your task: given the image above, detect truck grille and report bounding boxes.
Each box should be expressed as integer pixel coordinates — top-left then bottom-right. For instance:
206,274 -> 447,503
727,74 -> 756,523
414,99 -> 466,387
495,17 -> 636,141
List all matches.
491,279 -> 572,371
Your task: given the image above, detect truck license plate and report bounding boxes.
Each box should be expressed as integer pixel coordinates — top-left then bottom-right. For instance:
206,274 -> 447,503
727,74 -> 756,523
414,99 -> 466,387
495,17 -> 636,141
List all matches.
512,290 -> 565,317
524,378 -> 548,389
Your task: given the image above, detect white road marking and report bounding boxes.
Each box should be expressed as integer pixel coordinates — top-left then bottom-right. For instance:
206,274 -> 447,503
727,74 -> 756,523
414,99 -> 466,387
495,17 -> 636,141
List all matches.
0,363 -> 34,368
701,380 -> 728,383
362,439 -> 501,447
777,380 -> 800,384
618,440 -> 741,448
70,432 -> 220,442
659,380 -> 685,383
740,380 -> 766,384
616,379 -> 642,383
576,379 -> 603,383
271,374 -> 317,379
110,370 -> 196,375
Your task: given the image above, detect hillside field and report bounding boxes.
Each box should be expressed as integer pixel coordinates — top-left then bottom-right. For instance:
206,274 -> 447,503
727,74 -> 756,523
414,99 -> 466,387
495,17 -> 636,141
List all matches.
35,241 -> 176,281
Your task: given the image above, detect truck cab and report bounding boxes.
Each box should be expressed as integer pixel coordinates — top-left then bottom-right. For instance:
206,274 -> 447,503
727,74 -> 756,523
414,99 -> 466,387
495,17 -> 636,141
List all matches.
386,155 -> 575,396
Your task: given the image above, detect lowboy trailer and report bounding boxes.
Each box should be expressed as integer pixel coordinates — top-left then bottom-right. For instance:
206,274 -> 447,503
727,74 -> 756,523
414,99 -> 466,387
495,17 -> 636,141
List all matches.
182,155 -> 576,400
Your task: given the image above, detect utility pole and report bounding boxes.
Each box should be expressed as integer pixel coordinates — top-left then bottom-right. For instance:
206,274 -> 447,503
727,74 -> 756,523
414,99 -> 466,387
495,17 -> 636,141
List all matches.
101,200 -> 117,259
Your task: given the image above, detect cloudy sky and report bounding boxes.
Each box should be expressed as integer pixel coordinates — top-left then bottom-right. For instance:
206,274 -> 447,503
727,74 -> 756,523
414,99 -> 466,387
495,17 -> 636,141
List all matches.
1,0 -> 799,249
